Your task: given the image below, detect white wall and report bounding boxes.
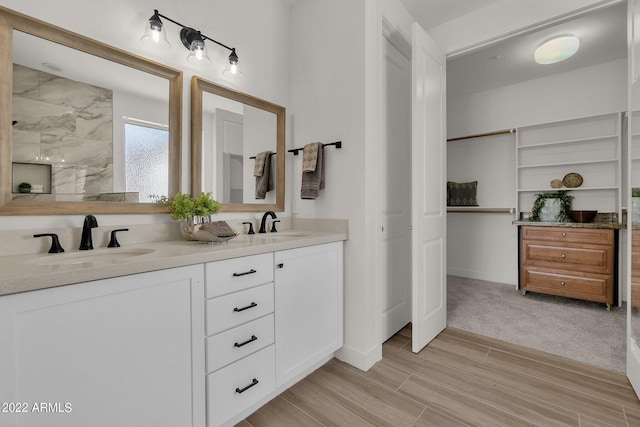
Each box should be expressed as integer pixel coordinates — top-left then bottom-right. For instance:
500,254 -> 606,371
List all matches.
448,59 -> 627,138
0,0 -> 291,230
290,0 -> 380,369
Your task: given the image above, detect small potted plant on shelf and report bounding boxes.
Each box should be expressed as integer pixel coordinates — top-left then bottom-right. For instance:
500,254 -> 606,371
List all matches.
530,190 -> 573,222
168,192 -> 221,240
18,182 -> 31,193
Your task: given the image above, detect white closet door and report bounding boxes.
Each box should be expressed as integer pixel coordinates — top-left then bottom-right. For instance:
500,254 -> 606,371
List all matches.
411,21 -> 447,353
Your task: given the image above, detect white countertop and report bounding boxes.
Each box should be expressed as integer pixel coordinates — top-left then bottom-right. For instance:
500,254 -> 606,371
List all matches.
0,230 -> 347,297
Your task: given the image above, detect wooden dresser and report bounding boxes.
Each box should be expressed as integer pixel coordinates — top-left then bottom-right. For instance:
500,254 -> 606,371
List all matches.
519,226 -> 616,310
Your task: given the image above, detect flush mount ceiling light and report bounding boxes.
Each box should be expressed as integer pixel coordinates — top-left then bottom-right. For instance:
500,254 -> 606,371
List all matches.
534,36 -> 580,65
141,9 -> 243,76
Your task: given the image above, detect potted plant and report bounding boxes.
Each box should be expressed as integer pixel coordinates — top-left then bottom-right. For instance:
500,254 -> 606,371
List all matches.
18,182 -> 31,193
530,190 -> 573,222
168,192 -> 220,240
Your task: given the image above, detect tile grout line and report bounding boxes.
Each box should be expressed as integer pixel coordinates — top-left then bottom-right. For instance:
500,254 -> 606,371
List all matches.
280,393 -> 328,427
388,344 -> 585,426
481,347 -> 638,410
395,372 -> 413,393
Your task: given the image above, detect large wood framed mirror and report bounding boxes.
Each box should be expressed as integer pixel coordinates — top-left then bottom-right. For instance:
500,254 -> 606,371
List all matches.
0,6 -> 182,215
191,76 -> 285,212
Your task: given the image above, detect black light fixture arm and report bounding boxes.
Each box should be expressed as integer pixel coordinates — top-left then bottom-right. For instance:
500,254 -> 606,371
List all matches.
153,10 -> 236,54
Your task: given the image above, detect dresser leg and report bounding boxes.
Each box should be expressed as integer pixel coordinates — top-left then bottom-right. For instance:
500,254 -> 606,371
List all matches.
521,290 -> 527,296
606,303 -> 611,311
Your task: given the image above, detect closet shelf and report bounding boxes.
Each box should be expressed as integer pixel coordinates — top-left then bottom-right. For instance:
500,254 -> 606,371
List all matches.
517,186 -> 619,193
447,207 -> 515,214
517,134 -> 618,149
517,158 -> 618,169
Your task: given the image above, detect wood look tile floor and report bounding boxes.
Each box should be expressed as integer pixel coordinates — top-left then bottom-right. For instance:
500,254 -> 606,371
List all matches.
241,325 -> 640,427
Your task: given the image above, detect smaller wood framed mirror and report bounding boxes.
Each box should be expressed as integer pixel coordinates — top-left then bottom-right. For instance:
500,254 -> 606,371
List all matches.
191,76 -> 285,212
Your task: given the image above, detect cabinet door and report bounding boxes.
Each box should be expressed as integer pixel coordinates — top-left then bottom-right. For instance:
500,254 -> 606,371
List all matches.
274,242 -> 343,388
0,265 -> 205,427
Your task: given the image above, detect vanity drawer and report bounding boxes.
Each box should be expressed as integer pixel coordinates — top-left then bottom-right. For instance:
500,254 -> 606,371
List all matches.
206,283 -> 274,336
206,314 -> 274,373
207,345 -> 275,427
521,226 -> 613,246
522,241 -> 613,274
206,253 -> 274,299
521,268 -> 612,302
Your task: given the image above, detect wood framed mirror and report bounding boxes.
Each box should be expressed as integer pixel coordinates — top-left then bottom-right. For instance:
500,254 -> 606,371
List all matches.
0,6 -> 182,215
191,76 -> 285,212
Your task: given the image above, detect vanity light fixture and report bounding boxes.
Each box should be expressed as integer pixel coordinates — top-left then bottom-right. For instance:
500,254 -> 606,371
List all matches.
141,9 -> 242,75
534,36 -> 580,65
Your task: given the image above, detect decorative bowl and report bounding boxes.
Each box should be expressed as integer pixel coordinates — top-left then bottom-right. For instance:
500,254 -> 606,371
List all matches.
568,210 -> 597,223
563,172 -> 583,188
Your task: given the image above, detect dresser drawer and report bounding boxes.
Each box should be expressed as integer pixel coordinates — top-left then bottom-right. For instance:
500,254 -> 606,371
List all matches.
521,268 -> 612,303
207,314 -> 274,373
521,226 -> 614,246
522,241 -> 613,274
207,345 -> 275,427
207,283 -> 274,336
206,253 -> 274,298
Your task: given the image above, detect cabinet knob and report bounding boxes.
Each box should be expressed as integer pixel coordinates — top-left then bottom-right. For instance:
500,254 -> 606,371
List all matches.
560,281 -> 566,286
561,232 -> 566,237
561,253 -> 566,259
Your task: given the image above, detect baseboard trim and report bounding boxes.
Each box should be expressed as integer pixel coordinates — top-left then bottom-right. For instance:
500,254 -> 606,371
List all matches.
447,267 -> 517,286
335,343 -> 381,371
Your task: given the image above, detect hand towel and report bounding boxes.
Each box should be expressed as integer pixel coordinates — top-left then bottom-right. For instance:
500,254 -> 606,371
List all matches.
254,151 -> 274,199
302,142 -> 322,172
199,221 -> 237,238
301,143 -> 325,199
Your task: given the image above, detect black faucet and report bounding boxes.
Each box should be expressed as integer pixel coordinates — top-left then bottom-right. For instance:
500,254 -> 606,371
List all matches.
79,215 -> 98,250
259,211 -> 277,233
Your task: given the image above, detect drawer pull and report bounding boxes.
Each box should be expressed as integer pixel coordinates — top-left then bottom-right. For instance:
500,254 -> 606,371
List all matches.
561,281 -> 566,286
561,232 -> 566,237
561,254 -> 566,259
233,269 -> 257,277
235,378 -> 259,394
234,335 -> 258,348
234,302 -> 258,313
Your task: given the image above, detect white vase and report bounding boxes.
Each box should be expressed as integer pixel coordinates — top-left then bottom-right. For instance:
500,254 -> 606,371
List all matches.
633,197 -> 640,224
179,216 -> 211,241
540,198 -> 561,222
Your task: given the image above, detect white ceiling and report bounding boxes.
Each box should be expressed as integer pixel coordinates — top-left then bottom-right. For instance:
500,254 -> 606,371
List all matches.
442,2 -> 627,97
400,0 -> 499,30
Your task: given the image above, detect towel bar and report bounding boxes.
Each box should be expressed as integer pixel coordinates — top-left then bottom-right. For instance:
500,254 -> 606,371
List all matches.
288,141 -> 342,155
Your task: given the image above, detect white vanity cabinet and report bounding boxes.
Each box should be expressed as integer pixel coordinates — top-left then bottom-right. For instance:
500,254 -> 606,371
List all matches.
274,242 -> 344,388
0,265 -> 205,427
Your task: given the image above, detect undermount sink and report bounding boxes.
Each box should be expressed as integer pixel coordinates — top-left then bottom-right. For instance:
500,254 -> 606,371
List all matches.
30,247 -> 156,267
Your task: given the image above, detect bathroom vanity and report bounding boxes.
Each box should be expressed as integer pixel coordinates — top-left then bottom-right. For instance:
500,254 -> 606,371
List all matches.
0,230 -> 345,427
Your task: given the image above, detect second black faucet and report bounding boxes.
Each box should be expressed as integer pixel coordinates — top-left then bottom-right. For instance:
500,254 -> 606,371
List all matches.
258,211 -> 277,234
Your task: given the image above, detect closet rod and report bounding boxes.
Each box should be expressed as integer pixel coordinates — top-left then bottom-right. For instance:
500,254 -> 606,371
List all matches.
447,129 -> 516,142
288,141 -> 342,155
249,152 -> 276,160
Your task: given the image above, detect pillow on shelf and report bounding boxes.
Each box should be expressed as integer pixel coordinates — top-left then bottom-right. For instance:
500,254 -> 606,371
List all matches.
447,181 -> 478,206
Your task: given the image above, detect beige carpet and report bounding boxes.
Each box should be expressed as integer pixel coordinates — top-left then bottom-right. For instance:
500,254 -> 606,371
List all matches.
447,275 -> 626,372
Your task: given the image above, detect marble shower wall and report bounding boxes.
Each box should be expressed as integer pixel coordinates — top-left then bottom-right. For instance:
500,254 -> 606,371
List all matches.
12,64 -> 113,200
